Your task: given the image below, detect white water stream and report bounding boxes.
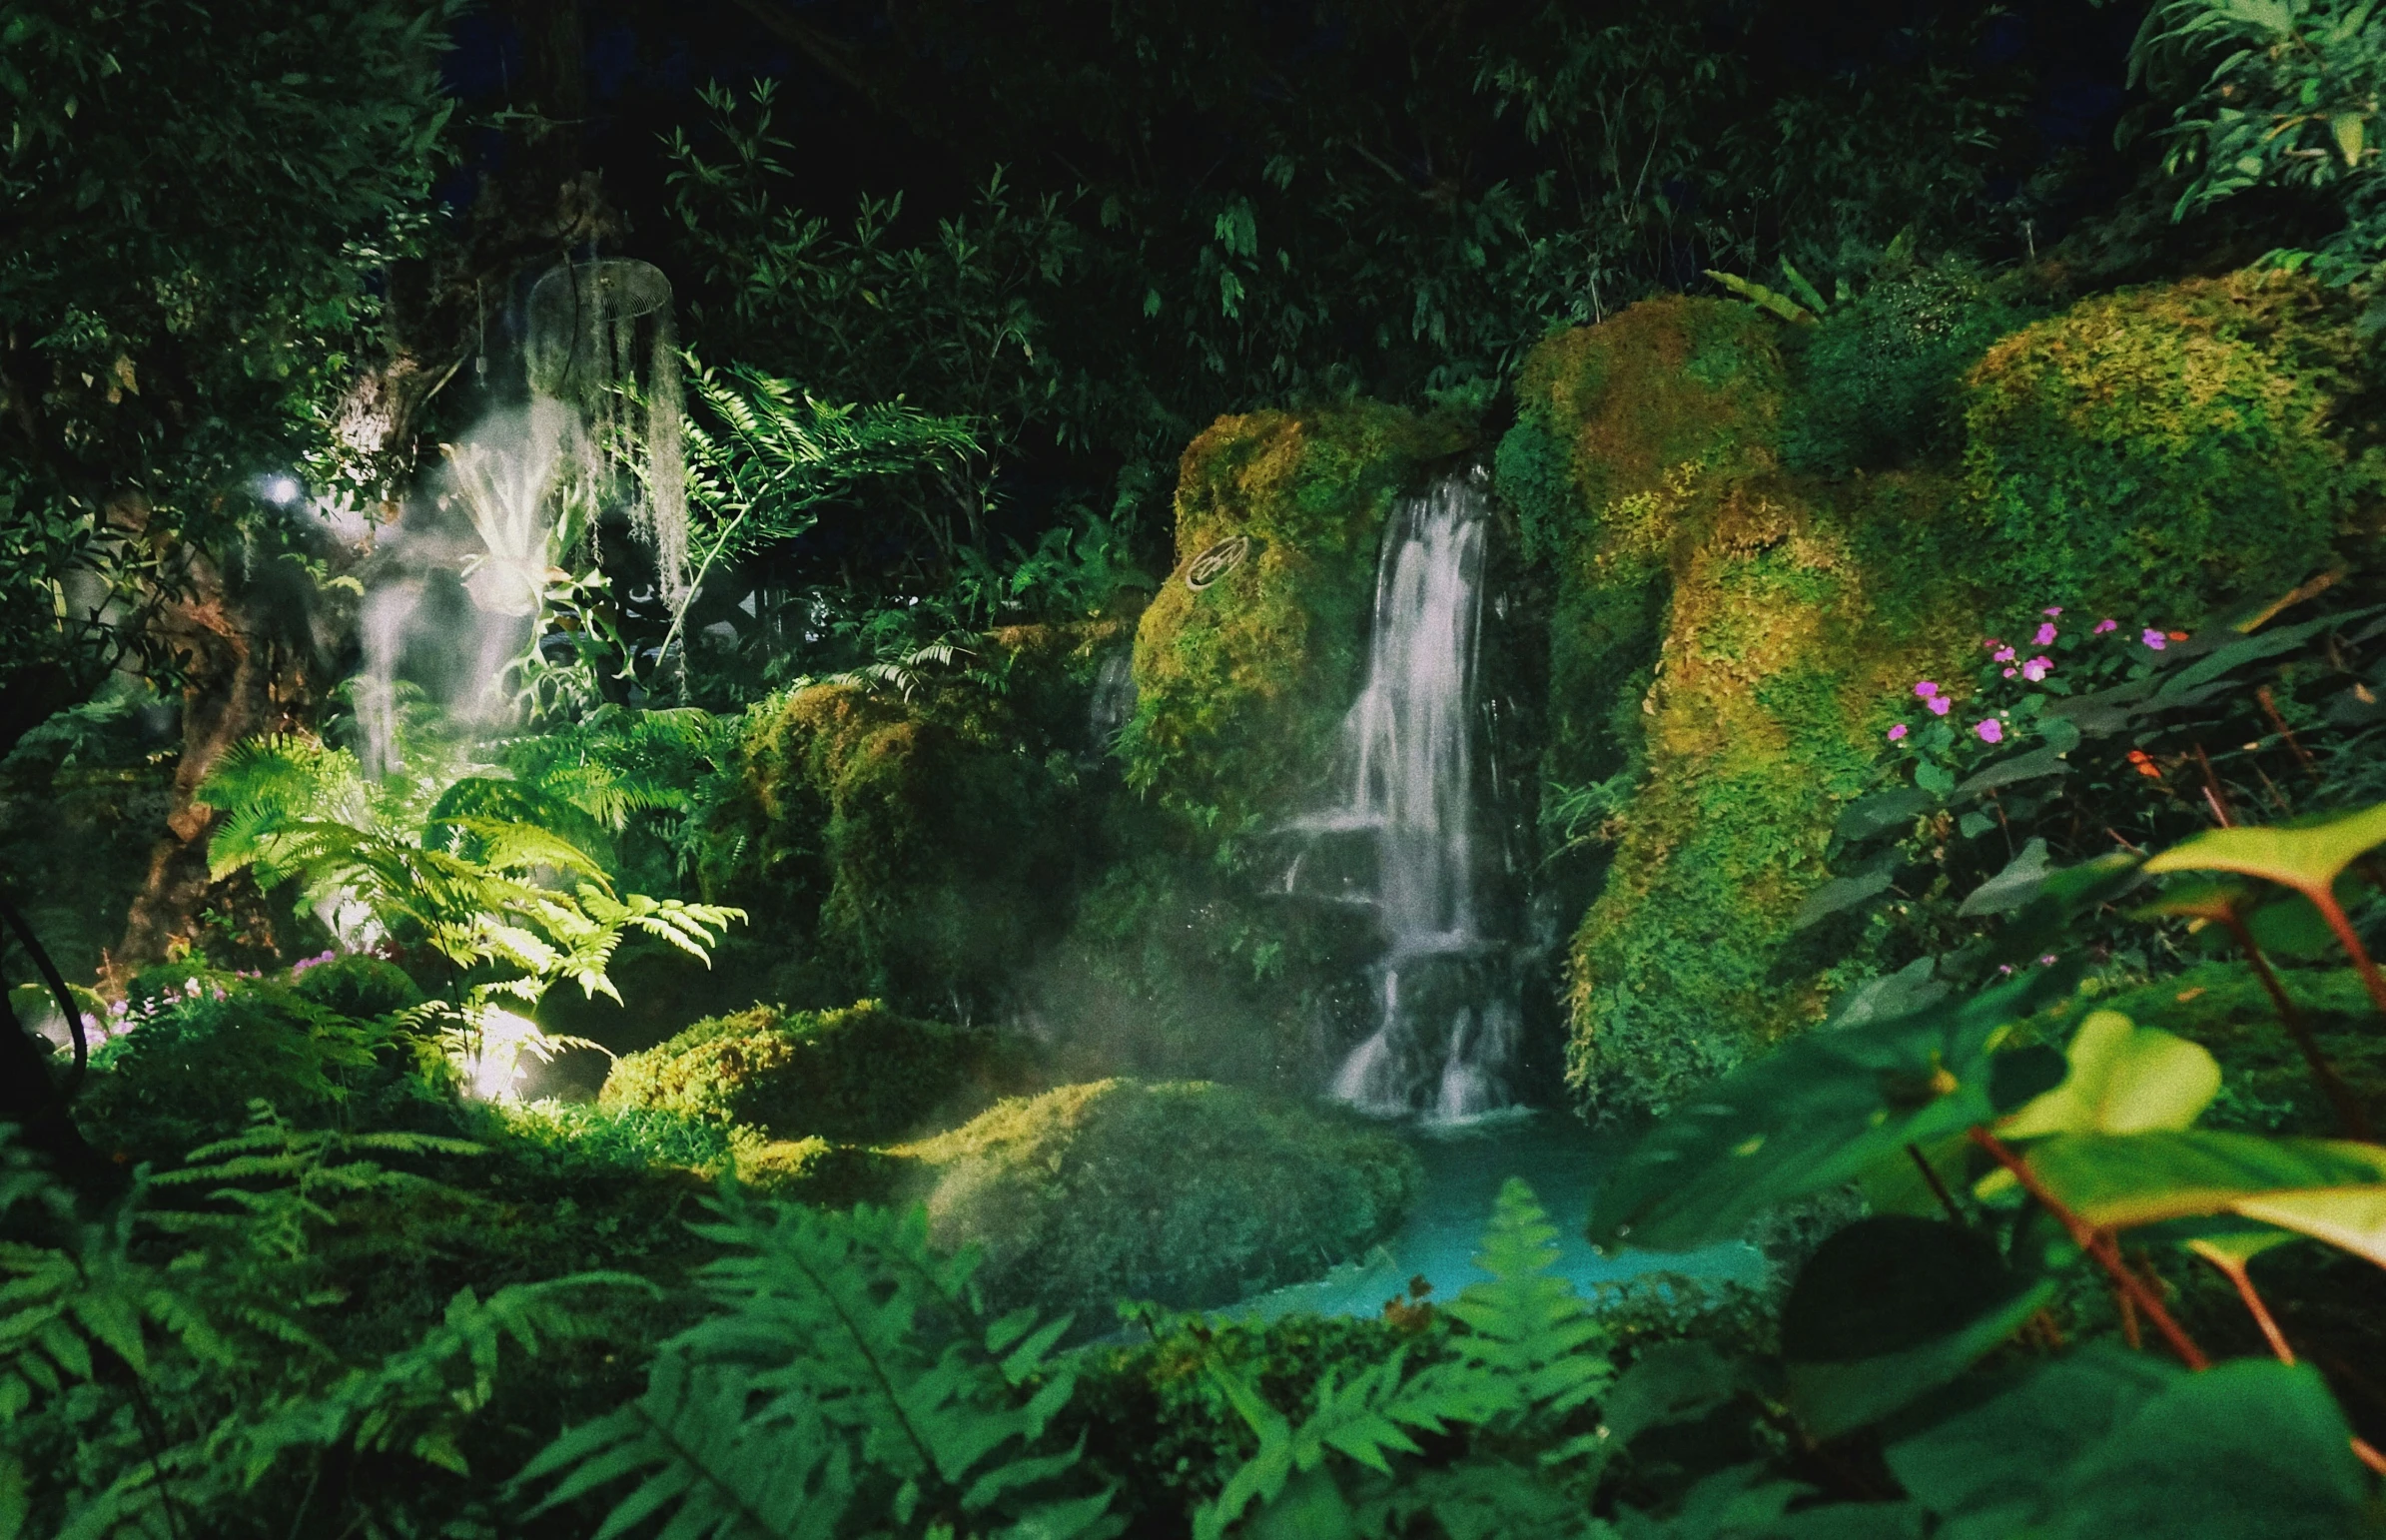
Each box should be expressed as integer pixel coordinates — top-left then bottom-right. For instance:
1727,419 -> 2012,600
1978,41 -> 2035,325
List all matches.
1302,468 -> 1519,1121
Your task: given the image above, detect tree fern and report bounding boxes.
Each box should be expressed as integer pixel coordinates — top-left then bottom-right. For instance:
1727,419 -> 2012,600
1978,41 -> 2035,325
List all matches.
517,1192 -> 1119,1540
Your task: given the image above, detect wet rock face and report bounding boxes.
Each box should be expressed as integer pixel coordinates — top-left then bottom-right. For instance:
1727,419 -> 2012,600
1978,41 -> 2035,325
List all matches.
1121,401 -> 1473,851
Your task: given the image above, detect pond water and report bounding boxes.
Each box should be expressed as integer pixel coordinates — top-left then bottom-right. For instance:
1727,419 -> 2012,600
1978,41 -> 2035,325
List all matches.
1227,1108 -> 1766,1323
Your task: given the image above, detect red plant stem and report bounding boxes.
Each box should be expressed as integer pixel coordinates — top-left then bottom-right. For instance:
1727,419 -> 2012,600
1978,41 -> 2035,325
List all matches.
2203,1250 -> 2296,1366
2256,685 -> 2318,777
2358,1439 -> 2386,1479
2193,743 -> 2238,828
2218,914 -> 2373,1141
2304,884 -> 2386,1020
1968,1128 -> 2210,1370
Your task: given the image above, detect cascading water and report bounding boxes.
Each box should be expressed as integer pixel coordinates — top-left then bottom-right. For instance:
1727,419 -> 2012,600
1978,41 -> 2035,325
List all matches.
1295,467 -> 1520,1121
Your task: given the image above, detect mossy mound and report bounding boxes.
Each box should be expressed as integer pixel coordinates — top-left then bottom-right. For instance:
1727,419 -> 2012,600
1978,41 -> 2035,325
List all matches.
1500,297 -> 1981,1119
1961,270 -> 2383,617
736,1136 -> 915,1206
897,1079 -> 1420,1323
598,1000 -> 1043,1144
703,619 -> 1130,1011
1122,402 -> 1471,845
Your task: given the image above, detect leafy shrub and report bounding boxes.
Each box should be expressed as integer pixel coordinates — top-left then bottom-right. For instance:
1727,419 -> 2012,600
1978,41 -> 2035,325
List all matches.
76,966 -> 427,1157
898,1079 -> 1420,1323
598,1000 -> 1042,1143
1785,257 -> 2040,473
1961,271 -> 2384,617
735,1135 -> 914,1206
287,950 -> 423,1018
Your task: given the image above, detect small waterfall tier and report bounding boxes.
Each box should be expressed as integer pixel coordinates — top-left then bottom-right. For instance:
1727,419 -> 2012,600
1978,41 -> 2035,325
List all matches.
1289,467 -> 1519,1121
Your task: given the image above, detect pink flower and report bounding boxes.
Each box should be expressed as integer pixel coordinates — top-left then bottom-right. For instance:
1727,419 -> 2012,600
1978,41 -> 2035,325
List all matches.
2043,606 -> 2063,617
1928,695 -> 1952,716
1976,718 -> 2004,744
2021,656 -> 2051,682
2002,667 -> 2017,678
2093,618 -> 2118,634
1915,680 -> 1941,699
1992,646 -> 2016,662
2033,622 -> 2057,646
1887,723 -> 1909,742
2141,628 -> 2167,651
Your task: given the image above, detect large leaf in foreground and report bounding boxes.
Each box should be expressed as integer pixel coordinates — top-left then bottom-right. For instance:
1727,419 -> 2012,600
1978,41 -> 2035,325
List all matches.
1587,968 -> 2076,1251
1887,1350 -> 2368,1540
2143,803 -> 2386,898
2024,1131 -> 2386,1253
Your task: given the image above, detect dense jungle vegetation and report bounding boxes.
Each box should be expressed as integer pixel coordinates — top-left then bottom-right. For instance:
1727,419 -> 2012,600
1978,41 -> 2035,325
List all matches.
7,0 -> 2386,1534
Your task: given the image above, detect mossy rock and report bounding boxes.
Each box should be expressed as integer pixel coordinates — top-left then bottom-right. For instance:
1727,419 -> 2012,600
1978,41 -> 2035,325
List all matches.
736,1136 -> 916,1207
1501,296 -> 1981,1119
1122,401 -> 1472,845
896,1079 -> 1420,1323
598,1000 -> 1043,1143
1961,271 -> 2384,618
705,619 -> 1131,1009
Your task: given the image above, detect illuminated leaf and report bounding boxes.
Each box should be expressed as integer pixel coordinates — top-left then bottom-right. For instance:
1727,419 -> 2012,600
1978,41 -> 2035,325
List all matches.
2024,1131 -> 2386,1230
1997,1011 -> 2221,1139
2142,802 -> 2386,898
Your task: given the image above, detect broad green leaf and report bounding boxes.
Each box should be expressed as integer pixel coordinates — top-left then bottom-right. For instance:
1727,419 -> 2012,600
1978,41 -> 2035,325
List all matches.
1703,268 -> 1815,325
1952,745 -> 2068,799
2024,1130 -> 2386,1229
2332,112 -> 2365,165
2040,1359 -> 2367,1539
1995,1011 -> 2220,1139
1780,1218 -> 2054,1438
2143,802 -> 2386,897
1957,838 -> 2051,917
1588,968 -> 2079,1250
1792,859 -> 1896,930
2232,1186 -> 2386,1269
1836,787 -> 1934,843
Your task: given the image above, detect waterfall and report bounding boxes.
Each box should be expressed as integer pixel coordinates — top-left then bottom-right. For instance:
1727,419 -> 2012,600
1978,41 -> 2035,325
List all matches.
1301,467 -> 1519,1121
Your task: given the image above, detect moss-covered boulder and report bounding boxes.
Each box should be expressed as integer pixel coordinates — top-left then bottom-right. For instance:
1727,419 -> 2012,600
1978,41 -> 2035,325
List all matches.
598,1000 -> 1042,1143
703,619 -> 1131,1010
1504,272 -> 2383,1121
1123,402 -> 1472,844
897,1079 -> 1420,1322
1960,271 -> 2383,617
1500,298 -> 1980,1118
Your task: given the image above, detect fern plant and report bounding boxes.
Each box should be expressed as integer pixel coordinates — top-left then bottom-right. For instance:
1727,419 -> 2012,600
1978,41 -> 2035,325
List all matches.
197,733 -> 743,1099
1,1111 -> 640,1540
516,1191 -> 1121,1540
1190,1179 -> 1616,1540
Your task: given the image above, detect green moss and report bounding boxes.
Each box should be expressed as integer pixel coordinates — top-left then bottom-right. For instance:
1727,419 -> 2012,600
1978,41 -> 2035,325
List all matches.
1500,297 -> 1980,1120
897,1079 -> 1420,1323
1961,271 -> 2384,617
1497,298 -> 1788,798
1120,402 -> 1472,845
598,1000 -> 1043,1143
705,619 -> 1130,1010
1785,258 -> 2041,474
735,1136 -> 914,1206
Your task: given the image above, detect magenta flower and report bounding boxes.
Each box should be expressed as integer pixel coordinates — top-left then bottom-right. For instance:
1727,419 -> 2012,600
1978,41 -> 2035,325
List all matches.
2093,618 -> 2117,634
1929,695 -> 1953,717
1914,680 -> 1941,699
1976,718 -> 2004,744
2002,667 -> 2017,678
2141,628 -> 2167,651
1992,646 -> 2016,662
2033,622 -> 2057,646
2043,606 -> 2063,617
2021,656 -> 2051,682
1887,723 -> 1909,742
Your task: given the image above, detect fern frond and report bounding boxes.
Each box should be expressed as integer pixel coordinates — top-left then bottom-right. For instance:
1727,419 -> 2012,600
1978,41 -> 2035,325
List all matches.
1445,1178 -> 1611,1424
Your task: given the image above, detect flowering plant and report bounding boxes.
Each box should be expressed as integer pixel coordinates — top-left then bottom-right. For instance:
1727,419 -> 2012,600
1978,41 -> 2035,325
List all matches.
1884,606 -> 2189,799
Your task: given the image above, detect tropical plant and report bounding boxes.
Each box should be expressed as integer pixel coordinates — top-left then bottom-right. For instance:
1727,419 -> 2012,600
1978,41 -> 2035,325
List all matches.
195,734 -> 741,1099
515,1191 -> 1121,1539
1,1110 -> 640,1539
2128,0 -> 2386,285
